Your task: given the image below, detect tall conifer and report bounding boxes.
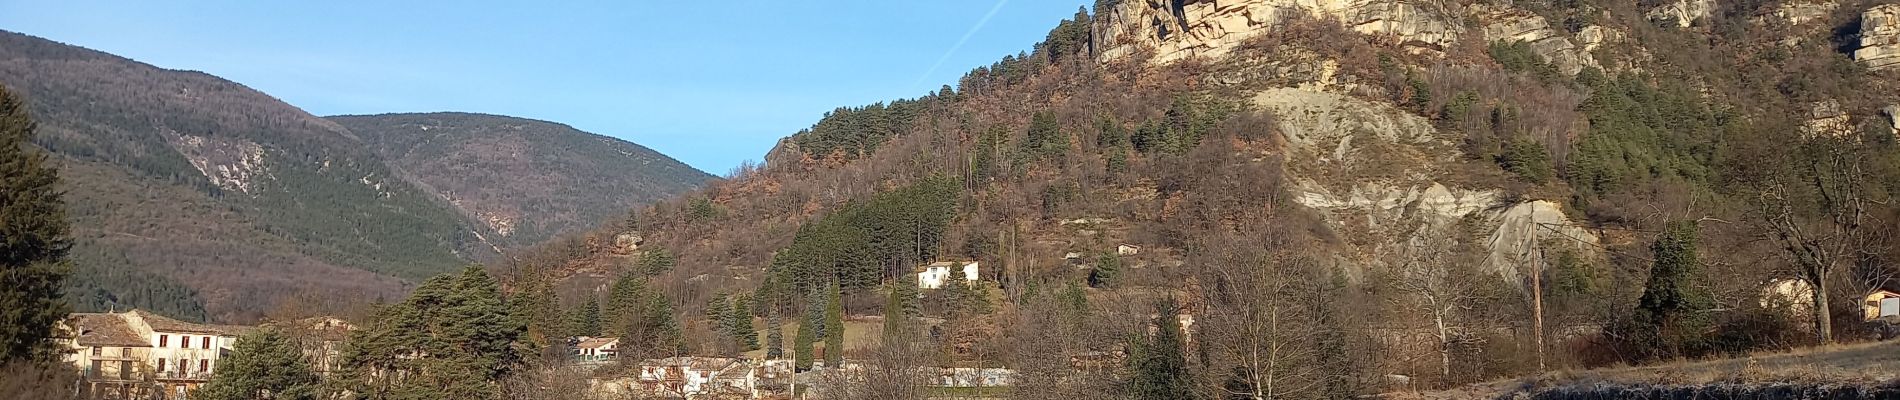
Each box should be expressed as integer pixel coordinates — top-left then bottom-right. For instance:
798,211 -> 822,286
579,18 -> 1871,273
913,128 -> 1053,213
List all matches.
0,86 -> 70,364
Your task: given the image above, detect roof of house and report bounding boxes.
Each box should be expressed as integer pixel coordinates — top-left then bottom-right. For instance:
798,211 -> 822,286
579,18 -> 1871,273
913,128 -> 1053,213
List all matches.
641,356 -> 744,372
577,337 -> 619,350
69,313 -> 150,348
132,309 -> 247,335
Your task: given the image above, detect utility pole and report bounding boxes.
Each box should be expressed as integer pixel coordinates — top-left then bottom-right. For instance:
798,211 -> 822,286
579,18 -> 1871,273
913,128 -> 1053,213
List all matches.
1532,239 -> 1547,373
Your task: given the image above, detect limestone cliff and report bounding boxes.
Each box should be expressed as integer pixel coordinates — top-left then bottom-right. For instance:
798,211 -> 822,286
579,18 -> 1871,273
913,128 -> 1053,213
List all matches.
1091,0 -> 1596,74
1858,4 -> 1900,71
1253,88 -> 1597,285
1090,0 -> 1464,64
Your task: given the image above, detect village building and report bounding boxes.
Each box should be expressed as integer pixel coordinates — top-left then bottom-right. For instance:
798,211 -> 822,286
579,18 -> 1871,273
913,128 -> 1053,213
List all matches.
574,336 -> 620,364
1117,244 -> 1140,256
631,356 -> 757,398
265,316 -> 354,376
64,310 -> 247,399
916,261 -> 979,289
1866,289 -> 1900,321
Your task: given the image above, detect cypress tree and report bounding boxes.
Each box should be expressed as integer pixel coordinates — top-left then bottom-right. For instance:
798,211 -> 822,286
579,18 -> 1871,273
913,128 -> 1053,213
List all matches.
794,295 -> 819,370
192,327 -> 321,400
0,85 -> 71,364
823,284 -> 845,366
766,311 -> 785,360
882,280 -> 919,339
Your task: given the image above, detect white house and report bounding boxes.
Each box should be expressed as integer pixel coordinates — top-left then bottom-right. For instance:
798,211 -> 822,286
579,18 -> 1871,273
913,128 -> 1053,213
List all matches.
1117,244 -> 1141,256
574,337 -> 619,364
917,261 -> 980,289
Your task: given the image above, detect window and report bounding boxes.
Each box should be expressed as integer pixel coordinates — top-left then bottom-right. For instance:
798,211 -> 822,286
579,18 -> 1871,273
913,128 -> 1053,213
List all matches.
158,335 -> 167,347
181,336 -> 190,348
202,337 -> 211,349
91,347 -> 101,357
156,358 -> 166,372
177,359 -> 186,374
199,359 -> 208,372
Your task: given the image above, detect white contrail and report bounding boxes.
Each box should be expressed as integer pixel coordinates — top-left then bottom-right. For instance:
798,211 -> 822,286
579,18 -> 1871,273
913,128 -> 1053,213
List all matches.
912,0 -> 1009,92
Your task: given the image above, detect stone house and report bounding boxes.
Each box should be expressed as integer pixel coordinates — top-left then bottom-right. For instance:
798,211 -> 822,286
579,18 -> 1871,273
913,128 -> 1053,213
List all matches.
64,310 -> 246,399
917,261 -> 979,289
633,356 -> 755,398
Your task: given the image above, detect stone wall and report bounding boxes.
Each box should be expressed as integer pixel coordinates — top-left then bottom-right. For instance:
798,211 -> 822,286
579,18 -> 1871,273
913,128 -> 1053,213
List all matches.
1858,4 -> 1900,71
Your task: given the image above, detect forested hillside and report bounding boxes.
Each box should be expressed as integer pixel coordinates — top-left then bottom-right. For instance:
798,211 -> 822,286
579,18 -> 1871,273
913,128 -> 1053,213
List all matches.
329,112 -> 713,247
511,0 -> 1900,396
0,31 -> 710,323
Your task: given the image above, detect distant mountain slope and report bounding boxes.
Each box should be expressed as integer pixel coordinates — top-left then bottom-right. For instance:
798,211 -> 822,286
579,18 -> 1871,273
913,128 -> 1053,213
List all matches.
328,112 -> 714,246
0,30 -> 483,321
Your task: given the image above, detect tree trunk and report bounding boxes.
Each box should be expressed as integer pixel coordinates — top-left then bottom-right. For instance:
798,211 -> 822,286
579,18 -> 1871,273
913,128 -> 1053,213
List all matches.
1433,310 -> 1451,381
1811,274 -> 1832,343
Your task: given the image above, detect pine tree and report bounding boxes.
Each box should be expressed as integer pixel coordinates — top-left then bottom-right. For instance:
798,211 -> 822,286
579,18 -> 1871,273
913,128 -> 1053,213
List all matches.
604,275 -> 650,340
567,298 -> 602,337
507,266 -> 563,352
823,284 -> 845,366
725,293 -> 758,351
1128,306 -> 1196,400
640,287 -> 683,356
637,248 -> 677,276
192,327 -> 321,400
0,85 -> 71,364
440,267 -> 529,398
334,268 -> 530,400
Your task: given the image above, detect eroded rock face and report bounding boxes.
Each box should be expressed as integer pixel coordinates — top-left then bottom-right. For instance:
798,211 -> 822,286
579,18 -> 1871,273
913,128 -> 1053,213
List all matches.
1476,5 -> 1597,75
1092,0 -> 1465,64
1858,4 -> 1900,71
165,132 -> 268,194
1647,0 -> 1716,28
1884,105 -> 1900,137
1254,88 -> 1598,286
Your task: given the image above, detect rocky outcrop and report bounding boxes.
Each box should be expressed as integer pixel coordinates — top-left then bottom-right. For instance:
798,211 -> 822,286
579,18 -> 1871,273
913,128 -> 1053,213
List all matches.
1092,0 -> 1465,64
1477,5 -> 1597,75
165,132 -> 269,194
1772,0 -> 1837,27
1646,0 -> 1716,28
1254,88 -> 1598,286
1858,4 -> 1900,71
1885,105 -> 1900,137
1802,100 -> 1855,138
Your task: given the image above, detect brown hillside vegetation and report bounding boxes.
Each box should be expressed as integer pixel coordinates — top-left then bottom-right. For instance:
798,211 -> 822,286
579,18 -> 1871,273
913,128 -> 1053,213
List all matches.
509,0 -> 1900,397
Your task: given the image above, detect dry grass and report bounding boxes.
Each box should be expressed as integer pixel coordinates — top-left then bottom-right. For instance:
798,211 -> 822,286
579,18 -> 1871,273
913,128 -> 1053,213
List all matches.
1401,341 -> 1900,399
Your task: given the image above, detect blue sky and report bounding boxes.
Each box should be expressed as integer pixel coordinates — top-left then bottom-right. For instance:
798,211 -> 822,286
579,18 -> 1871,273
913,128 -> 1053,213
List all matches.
0,0 -> 1092,174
